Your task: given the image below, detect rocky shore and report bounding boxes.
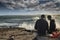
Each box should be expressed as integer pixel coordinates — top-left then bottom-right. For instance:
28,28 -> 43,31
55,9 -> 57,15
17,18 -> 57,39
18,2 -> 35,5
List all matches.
0,28 -> 36,40
0,28 -> 59,40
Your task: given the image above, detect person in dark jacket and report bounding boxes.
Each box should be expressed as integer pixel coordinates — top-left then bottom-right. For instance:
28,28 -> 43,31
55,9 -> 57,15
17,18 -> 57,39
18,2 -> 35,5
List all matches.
35,15 -> 48,36
47,15 -> 56,34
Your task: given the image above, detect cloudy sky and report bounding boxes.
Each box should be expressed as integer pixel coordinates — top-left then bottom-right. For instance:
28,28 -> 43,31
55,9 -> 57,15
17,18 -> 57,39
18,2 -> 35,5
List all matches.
0,0 -> 60,15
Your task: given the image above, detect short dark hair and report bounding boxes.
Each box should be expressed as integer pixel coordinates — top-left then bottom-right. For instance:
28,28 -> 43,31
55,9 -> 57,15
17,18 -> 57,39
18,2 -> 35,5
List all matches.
41,15 -> 45,18
47,15 -> 52,20
47,15 -> 51,18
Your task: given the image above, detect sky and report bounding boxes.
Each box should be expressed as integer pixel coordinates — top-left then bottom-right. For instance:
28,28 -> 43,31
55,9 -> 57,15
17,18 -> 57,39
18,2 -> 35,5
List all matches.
0,0 -> 60,15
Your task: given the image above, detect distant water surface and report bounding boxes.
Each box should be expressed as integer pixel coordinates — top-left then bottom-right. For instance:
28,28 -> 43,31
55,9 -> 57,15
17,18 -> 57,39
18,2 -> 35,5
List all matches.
0,15 -> 60,30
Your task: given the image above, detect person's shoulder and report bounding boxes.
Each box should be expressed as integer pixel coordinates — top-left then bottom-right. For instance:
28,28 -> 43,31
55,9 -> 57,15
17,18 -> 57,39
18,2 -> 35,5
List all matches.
51,19 -> 55,22
52,19 -> 55,21
36,19 -> 41,21
43,19 -> 48,23
38,19 -> 46,21
36,19 -> 42,23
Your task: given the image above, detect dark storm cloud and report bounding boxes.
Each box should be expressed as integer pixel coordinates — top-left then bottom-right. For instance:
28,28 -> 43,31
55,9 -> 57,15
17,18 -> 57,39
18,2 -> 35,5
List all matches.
0,0 -> 60,11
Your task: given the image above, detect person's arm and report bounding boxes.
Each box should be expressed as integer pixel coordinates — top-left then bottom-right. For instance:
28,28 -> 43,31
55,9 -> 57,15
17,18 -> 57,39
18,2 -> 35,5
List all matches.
54,21 -> 56,30
46,21 -> 49,33
35,20 -> 38,30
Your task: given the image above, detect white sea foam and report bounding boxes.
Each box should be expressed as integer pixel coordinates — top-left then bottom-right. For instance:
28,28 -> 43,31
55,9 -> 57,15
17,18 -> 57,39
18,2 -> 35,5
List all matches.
18,22 -> 35,30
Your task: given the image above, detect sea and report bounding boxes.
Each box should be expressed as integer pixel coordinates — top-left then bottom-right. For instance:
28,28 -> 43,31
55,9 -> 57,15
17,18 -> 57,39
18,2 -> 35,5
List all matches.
0,15 -> 60,30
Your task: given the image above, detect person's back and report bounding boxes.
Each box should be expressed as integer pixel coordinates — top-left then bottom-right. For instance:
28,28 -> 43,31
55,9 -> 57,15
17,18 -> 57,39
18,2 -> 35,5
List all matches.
47,15 -> 56,34
50,19 -> 56,33
35,15 -> 48,36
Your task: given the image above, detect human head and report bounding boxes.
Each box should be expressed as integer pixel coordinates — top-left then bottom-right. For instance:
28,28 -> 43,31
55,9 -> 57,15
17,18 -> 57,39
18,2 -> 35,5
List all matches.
47,15 -> 52,20
41,15 -> 45,19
